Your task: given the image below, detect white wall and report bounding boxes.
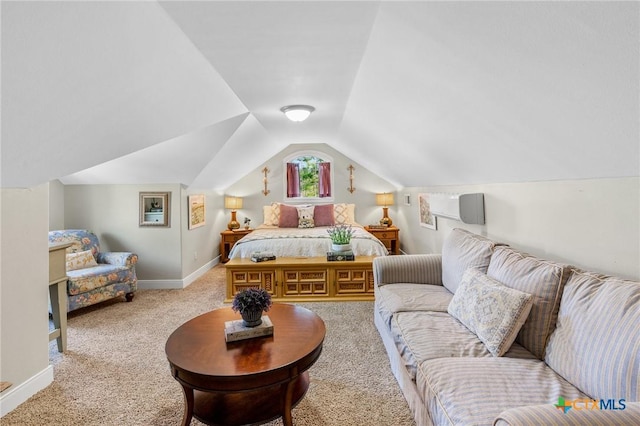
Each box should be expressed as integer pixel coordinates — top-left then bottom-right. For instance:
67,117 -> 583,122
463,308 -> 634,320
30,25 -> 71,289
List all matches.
395,177 -> 640,280
61,184 -> 227,285
64,184 -> 183,281
48,180 -> 65,230
225,143 -> 395,226
180,188 -> 226,280
0,184 -> 52,415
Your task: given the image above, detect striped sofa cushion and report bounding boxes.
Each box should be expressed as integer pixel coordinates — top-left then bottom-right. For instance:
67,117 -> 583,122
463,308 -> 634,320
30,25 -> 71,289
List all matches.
441,228 -> 501,294
390,311 -> 536,381
416,357 -> 585,426
545,270 -> 640,401
487,246 -> 572,360
495,402 -> 640,426
375,283 -> 453,331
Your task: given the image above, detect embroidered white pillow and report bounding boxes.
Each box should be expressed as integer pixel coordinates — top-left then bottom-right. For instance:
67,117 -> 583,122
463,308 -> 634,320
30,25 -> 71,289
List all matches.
66,250 -> 98,272
448,268 -> 534,357
261,203 -> 280,226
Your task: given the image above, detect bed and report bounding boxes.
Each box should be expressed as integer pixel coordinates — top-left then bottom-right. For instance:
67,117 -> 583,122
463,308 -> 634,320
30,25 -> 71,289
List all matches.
228,224 -> 389,259
224,203 -> 390,302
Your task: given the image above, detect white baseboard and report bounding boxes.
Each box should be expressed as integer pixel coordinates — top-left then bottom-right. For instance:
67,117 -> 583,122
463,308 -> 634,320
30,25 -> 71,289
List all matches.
0,365 -> 53,417
182,258 -> 218,287
137,258 -> 219,290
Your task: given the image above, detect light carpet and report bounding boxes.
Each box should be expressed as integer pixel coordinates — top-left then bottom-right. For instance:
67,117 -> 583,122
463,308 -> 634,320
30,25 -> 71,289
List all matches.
3,265 -> 415,426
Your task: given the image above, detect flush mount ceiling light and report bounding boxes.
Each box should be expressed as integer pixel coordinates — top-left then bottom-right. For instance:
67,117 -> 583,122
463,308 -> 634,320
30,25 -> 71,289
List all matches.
280,105 -> 315,122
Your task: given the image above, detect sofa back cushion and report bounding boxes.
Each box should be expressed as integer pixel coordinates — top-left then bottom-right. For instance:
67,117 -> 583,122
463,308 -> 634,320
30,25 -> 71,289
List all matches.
48,229 -> 100,257
487,247 -> 571,360
545,270 -> 640,401
441,228 -> 500,294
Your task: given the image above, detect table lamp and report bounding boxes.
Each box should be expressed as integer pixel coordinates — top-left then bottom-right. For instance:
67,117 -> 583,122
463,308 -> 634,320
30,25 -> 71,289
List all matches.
224,196 -> 243,230
376,193 -> 394,226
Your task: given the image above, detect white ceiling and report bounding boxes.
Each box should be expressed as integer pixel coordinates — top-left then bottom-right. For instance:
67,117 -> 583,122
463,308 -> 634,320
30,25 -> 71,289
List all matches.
2,1 -> 638,189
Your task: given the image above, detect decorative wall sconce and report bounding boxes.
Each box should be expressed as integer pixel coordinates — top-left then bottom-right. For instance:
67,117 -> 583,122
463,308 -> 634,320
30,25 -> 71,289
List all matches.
262,167 -> 270,196
347,164 -> 356,193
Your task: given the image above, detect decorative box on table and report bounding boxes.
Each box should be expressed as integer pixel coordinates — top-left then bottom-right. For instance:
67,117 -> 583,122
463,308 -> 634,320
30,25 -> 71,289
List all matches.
327,250 -> 355,261
225,316 -> 274,342
250,251 -> 276,262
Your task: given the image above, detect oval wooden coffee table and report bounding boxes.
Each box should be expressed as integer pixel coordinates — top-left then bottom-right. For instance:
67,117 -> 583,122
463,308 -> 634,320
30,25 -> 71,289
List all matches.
165,303 -> 325,426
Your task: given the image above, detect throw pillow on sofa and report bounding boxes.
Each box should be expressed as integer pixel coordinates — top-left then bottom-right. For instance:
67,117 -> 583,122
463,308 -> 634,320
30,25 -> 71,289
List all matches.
448,268 -> 534,357
66,250 -> 98,272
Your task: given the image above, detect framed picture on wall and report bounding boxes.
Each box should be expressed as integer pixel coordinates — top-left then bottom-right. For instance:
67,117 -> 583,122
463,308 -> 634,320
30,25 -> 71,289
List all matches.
418,193 -> 437,230
139,192 -> 170,227
188,194 -> 206,230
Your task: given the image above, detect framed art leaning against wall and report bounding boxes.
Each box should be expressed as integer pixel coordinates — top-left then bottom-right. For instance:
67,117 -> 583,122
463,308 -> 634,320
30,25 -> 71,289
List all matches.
418,193 -> 437,230
139,192 -> 170,227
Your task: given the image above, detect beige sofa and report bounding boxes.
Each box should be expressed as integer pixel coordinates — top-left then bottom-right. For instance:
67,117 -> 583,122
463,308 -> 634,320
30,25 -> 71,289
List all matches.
374,228 -> 640,425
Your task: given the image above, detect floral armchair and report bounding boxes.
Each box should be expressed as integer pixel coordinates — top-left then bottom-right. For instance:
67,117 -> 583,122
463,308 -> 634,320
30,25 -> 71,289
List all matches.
48,229 -> 138,312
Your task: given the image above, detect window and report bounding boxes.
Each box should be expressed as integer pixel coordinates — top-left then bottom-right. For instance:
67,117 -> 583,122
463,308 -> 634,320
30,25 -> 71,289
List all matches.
284,152 -> 333,201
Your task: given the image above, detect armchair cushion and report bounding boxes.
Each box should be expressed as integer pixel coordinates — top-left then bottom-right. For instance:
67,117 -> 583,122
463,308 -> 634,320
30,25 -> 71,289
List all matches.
66,250 -> 98,271
66,265 -> 136,295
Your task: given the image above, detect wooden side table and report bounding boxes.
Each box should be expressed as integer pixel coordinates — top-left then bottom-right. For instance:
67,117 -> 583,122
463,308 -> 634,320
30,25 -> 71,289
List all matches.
49,242 -> 71,352
365,226 -> 400,255
220,229 -> 253,263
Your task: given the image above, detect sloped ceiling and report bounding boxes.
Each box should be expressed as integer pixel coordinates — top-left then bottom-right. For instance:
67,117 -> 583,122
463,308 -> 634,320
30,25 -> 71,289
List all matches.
2,1 -> 638,189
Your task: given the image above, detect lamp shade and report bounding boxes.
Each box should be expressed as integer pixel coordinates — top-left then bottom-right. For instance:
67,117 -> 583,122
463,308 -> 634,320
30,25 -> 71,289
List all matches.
224,196 -> 243,210
376,193 -> 394,207
280,105 -> 315,122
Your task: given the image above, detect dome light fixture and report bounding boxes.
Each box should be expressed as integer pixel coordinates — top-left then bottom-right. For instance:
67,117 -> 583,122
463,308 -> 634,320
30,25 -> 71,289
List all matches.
280,105 -> 315,122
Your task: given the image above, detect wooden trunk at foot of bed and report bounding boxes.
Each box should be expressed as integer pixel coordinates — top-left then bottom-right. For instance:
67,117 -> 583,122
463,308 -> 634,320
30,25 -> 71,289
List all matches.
225,256 -> 378,302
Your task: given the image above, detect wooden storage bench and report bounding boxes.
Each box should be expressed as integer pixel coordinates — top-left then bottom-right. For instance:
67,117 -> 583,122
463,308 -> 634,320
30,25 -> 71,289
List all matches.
225,256 -> 378,302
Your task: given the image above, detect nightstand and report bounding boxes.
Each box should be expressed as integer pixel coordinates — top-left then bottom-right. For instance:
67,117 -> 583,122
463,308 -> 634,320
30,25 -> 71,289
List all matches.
220,229 -> 253,263
365,226 -> 400,255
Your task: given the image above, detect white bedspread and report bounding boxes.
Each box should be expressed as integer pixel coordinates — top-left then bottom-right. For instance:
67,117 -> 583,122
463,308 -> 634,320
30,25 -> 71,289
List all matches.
228,225 -> 389,259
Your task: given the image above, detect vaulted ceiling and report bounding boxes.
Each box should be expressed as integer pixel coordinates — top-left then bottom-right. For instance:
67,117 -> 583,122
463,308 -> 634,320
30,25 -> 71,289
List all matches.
2,1 -> 638,189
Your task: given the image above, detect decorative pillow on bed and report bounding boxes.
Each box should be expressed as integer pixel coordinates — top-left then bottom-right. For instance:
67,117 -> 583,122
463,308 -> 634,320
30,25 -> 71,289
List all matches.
262,202 -> 281,226
334,203 -> 356,224
263,205 -> 276,226
278,204 -> 299,228
66,250 -> 98,271
314,204 -> 335,226
297,206 -> 315,228
447,268 -> 534,357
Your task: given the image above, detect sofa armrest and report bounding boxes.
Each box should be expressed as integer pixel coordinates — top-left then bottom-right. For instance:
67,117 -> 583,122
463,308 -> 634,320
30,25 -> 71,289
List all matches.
373,254 -> 443,286
97,252 -> 138,267
494,402 -> 640,425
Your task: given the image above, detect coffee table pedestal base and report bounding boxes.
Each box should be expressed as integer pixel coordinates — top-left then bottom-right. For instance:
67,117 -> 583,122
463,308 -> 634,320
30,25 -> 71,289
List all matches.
190,372 -> 310,426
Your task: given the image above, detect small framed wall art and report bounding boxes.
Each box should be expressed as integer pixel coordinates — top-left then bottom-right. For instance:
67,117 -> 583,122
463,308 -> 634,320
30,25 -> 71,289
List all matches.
188,194 -> 206,229
139,192 -> 170,227
418,193 -> 437,230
